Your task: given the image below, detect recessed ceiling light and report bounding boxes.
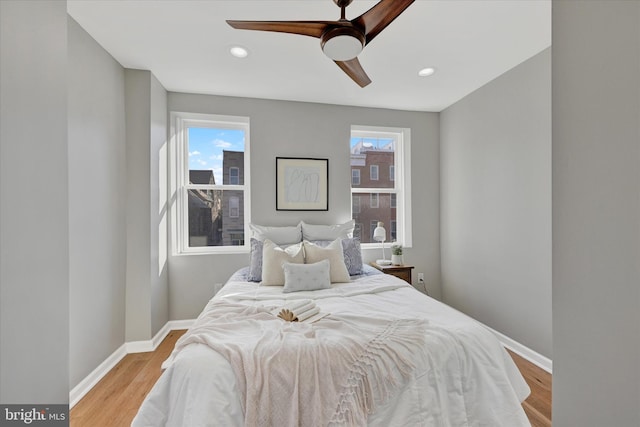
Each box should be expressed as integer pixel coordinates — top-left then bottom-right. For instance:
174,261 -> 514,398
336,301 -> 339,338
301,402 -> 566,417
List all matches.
418,67 -> 436,77
230,46 -> 248,58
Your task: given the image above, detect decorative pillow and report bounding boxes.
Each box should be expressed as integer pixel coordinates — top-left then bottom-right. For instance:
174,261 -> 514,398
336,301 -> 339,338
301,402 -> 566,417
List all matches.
282,259 -> 331,293
248,238 -> 264,282
261,239 -> 304,286
340,238 -> 363,276
250,222 -> 302,245
301,219 -> 355,241
303,239 -> 351,283
307,238 -> 363,276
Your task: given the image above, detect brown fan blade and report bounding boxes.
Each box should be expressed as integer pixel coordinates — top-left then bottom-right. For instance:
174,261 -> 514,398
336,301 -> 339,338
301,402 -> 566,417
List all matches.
226,20 -> 333,38
352,0 -> 415,45
335,57 -> 372,88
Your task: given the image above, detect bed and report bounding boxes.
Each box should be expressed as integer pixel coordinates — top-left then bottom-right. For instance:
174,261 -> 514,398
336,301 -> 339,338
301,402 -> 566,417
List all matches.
133,223 -> 531,426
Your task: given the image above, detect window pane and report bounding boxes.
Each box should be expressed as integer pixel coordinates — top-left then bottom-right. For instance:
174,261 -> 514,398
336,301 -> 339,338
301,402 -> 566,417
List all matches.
351,169 -> 360,186
350,137 -> 394,189
188,127 -> 245,185
352,194 -> 361,214
370,165 -> 379,180
229,167 -> 240,185
229,196 -> 239,217
370,193 -> 379,208
352,192 -> 396,243
188,189 -> 244,247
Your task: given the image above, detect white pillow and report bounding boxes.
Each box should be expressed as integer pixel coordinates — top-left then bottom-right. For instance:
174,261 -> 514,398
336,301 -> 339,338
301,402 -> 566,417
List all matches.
283,259 -> 331,293
261,239 -> 304,286
250,222 -> 302,245
303,239 -> 350,283
301,220 -> 355,241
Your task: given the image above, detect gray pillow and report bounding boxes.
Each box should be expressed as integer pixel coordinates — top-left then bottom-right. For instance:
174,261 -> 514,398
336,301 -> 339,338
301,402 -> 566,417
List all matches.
248,238 -> 263,282
341,238 -> 363,276
283,259 -> 331,293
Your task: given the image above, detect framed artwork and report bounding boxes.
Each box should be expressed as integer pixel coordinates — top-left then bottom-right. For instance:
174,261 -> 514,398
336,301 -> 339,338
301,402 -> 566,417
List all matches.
276,157 -> 329,211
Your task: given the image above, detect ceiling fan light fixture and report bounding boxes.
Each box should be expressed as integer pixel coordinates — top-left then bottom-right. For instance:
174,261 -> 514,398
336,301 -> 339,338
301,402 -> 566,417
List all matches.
321,27 -> 365,61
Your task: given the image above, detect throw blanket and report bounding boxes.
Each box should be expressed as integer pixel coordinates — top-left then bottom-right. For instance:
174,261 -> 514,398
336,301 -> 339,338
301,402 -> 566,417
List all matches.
163,302 -> 428,427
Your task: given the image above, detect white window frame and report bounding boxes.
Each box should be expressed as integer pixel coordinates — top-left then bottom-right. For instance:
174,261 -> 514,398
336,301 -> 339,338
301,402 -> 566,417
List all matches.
389,165 -> 395,181
350,125 -> 412,248
171,112 -> 251,254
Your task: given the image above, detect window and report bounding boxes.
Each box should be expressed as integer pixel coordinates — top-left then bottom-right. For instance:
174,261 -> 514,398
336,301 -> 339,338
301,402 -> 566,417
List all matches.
229,167 -> 240,185
350,125 -> 412,246
370,193 -> 379,208
370,165 -> 379,181
172,112 -> 250,253
352,169 -> 360,185
352,195 -> 361,214
229,196 -> 239,218
229,233 -> 244,246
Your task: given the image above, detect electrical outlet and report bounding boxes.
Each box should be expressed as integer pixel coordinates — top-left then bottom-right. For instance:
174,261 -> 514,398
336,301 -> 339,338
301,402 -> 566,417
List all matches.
417,273 -> 428,296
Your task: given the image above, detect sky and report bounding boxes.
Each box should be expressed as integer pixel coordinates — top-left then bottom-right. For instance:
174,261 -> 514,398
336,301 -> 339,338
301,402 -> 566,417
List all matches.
350,136 -> 395,150
188,130 -> 390,185
188,127 -> 245,185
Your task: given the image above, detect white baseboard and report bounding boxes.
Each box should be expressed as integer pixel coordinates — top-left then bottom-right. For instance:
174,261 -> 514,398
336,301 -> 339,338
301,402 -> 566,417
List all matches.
70,319 -> 196,409
486,325 -> 553,374
69,343 -> 127,408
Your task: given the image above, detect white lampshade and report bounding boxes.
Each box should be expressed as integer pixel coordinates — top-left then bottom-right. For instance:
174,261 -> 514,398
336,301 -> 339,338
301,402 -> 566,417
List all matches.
373,222 -> 391,265
373,222 -> 386,242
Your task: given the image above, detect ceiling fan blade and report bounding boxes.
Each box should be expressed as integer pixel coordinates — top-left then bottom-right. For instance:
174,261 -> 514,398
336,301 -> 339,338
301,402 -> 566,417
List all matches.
226,20 -> 333,38
335,57 -> 372,88
352,0 -> 415,45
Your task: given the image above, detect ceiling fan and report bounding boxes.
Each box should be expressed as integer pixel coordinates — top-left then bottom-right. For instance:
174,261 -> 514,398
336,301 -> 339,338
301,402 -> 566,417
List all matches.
227,0 -> 415,88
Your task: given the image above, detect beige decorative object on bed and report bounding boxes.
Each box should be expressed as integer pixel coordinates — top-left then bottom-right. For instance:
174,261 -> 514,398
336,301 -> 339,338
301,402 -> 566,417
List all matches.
277,309 -> 298,322
275,300 -> 322,322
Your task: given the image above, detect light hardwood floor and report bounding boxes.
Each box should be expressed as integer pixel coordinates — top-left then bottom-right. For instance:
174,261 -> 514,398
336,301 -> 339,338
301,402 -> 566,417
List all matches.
70,330 -> 551,426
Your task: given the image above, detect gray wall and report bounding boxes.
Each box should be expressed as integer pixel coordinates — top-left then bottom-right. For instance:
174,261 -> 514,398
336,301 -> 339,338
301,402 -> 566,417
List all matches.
0,0 -> 70,403
68,17 -> 127,389
168,93 -> 440,319
69,19 -> 168,388
125,70 -> 169,341
440,49 -> 552,358
552,1 -> 640,425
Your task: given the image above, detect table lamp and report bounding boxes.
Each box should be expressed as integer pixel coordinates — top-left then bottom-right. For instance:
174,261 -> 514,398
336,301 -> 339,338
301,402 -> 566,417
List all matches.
373,221 -> 391,265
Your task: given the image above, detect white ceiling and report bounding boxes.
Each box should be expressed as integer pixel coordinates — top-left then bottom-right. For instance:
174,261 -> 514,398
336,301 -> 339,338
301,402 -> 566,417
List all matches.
67,0 -> 550,112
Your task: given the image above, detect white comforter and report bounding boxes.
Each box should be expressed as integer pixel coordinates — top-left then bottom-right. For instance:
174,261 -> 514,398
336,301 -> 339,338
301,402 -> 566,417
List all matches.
133,268 -> 531,427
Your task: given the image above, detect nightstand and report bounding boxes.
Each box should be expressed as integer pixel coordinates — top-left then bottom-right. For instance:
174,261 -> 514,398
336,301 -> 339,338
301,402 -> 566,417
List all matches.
369,262 -> 414,284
